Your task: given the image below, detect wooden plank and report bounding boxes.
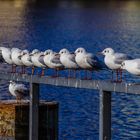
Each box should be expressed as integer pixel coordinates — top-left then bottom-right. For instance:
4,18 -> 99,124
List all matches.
99,90 -> 111,140
29,82 -> 39,140
0,101 -> 58,140
0,72 -> 140,94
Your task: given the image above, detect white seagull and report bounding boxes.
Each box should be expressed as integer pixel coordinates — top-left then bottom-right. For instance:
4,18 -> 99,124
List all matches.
0,47 -> 13,68
9,81 -> 29,102
30,49 -> 46,76
20,49 -> 33,74
75,47 -> 105,79
43,49 -> 64,76
121,59 -> 140,76
59,48 -> 78,78
11,48 -> 24,73
101,47 -> 132,82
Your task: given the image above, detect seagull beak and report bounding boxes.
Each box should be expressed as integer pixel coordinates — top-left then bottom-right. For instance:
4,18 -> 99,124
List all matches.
40,54 -> 45,57
96,52 -> 103,55
30,53 -> 33,56
55,53 -> 60,58
71,52 -> 76,56
18,55 -> 22,59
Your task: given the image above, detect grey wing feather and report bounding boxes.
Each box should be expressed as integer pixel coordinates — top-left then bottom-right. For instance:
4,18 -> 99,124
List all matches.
69,53 -> 76,63
27,56 -> 32,63
86,57 -> 97,66
51,57 -> 61,65
39,56 -> 46,66
15,85 -> 29,97
114,53 -> 130,64
86,53 -> 98,67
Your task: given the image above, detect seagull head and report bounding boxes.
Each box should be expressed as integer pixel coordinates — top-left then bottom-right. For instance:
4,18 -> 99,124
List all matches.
59,48 -> 69,55
101,48 -> 115,56
9,80 -> 15,85
30,49 -> 40,56
20,50 -> 29,56
44,49 -> 54,56
75,47 -> 86,55
11,48 -> 21,53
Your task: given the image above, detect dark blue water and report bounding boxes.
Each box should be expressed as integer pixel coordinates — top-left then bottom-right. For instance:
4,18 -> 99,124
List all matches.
0,0 -> 140,139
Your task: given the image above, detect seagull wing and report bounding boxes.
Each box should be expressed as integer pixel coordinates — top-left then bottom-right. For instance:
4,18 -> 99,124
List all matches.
0,54 -> 4,63
39,55 -> 46,66
86,53 -> 108,70
15,84 -> 29,97
69,53 -> 76,63
85,53 -> 98,67
51,56 -> 62,65
114,53 -> 132,64
27,56 -> 32,63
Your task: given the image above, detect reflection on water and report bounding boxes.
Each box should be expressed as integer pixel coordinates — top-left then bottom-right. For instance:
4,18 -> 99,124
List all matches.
0,0 -> 140,139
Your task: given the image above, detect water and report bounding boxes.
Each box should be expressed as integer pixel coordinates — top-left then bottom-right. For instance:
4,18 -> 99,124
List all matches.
0,0 -> 140,139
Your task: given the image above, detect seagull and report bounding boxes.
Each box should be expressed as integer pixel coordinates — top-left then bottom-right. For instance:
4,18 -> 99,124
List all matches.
30,49 -> 46,76
101,47 -> 132,82
43,49 -> 64,77
121,59 -> 140,76
11,48 -> 24,73
20,49 -> 33,74
75,47 -> 105,79
9,81 -> 29,102
59,48 -> 78,78
0,47 -> 12,66
0,47 -> 5,63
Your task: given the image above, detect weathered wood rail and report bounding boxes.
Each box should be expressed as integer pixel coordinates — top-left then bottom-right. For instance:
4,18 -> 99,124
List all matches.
0,72 -> 140,140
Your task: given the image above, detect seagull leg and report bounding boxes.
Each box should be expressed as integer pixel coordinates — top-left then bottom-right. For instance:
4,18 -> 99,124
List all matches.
73,69 -> 76,78
14,65 -> 17,73
68,69 -> 70,78
41,68 -> 45,76
32,66 -> 35,75
12,65 -> 16,73
116,69 -> 118,82
52,69 -> 58,77
111,70 -> 114,81
78,70 -> 81,79
68,69 -> 73,78
119,69 -> 122,82
22,66 -> 26,74
89,70 -> 93,80
84,70 -> 87,80
11,65 -> 13,73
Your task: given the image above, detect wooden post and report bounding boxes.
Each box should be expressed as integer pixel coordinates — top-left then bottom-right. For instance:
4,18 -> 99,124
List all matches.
99,90 -> 111,140
29,83 -> 39,140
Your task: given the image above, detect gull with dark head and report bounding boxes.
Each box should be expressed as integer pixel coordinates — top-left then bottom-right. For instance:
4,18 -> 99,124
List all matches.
30,49 -> 46,76
101,47 -> 132,82
75,47 -> 105,79
9,81 -> 29,103
121,59 -> 140,76
43,49 -> 64,77
59,48 -> 78,78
